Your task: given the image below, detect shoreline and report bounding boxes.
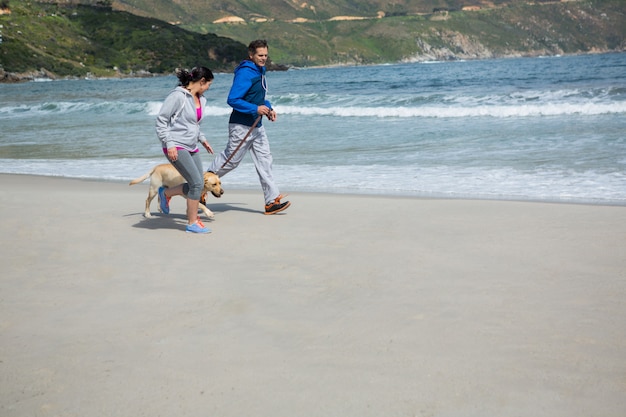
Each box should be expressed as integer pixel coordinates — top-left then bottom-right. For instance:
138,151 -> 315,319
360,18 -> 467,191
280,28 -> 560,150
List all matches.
3,172 -> 625,208
3,50 -> 623,84
1,173 -> 625,416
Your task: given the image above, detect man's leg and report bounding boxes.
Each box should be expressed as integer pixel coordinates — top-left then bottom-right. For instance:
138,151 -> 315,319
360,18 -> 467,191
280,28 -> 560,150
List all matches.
249,126 -> 290,214
207,123 -> 253,177
249,126 -> 280,204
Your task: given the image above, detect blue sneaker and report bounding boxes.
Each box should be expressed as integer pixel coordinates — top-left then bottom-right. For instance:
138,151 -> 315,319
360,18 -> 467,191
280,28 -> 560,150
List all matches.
158,186 -> 170,214
186,221 -> 211,234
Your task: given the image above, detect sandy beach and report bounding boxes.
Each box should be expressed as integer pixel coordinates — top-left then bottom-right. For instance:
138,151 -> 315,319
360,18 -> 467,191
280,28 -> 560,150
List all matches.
1,173 -> 625,416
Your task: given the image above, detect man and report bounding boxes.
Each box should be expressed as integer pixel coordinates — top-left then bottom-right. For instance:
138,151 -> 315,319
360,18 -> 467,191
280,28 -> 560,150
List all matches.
207,39 -> 291,215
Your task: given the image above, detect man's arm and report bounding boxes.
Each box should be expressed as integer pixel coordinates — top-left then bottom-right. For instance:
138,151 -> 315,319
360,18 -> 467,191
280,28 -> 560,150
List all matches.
226,68 -> 259,114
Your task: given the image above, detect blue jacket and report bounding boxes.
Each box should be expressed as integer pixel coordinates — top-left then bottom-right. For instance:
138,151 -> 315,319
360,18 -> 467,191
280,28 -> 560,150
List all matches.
227,60 -> 272,127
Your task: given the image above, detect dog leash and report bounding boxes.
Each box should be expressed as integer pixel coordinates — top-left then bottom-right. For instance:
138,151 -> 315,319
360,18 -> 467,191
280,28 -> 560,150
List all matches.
219,115 -> 263,171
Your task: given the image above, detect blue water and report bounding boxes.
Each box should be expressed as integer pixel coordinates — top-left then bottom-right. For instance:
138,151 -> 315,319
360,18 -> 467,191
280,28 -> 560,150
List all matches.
1,53 -> 625,205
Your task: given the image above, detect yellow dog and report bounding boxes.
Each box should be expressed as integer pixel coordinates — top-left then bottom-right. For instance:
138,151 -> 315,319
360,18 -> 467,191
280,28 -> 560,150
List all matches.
129,163 -> 223,219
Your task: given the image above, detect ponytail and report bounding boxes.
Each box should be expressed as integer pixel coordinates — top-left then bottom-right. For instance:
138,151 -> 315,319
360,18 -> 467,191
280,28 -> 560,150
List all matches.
175,66 -> 214,87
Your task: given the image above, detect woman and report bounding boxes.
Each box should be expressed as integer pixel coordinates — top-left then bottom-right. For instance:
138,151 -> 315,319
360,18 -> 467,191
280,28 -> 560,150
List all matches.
155,66 -> 215,233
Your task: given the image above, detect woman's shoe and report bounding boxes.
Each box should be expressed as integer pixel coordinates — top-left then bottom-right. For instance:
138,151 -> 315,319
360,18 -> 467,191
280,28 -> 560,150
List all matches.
158,186 -> 170,214
186,221 -> 211,234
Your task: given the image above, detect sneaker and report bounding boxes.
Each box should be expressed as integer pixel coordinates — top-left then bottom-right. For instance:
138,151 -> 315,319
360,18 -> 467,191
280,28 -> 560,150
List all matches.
158,186 -> 170,214
186,221 -> 211,234
264,194 -> 291,215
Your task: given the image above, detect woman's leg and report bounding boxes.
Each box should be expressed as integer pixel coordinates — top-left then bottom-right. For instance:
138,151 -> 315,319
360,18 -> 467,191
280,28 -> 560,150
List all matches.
171,151 -> 204,225
161,183 -> 185,199
186,151 -> 205,225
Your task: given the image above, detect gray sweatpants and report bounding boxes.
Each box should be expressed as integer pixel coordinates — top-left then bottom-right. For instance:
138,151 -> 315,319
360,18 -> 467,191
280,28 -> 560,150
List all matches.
170,149 -> 204,201
208,123 -> 280,205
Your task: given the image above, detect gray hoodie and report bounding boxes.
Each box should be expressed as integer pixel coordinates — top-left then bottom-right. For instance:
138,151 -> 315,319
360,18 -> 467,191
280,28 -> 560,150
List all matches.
155,86 -> 208,151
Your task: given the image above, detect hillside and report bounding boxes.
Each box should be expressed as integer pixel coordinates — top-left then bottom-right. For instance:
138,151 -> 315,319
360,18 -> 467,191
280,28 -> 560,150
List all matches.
145,0 -> 626,67
0,0 -> 624,81
112,0 -> 535,24
0,0 -> 246,81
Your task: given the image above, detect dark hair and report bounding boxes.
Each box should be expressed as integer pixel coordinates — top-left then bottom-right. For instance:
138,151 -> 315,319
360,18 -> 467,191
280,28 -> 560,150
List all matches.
248,39 -> 268,55
175,66 -> 214,87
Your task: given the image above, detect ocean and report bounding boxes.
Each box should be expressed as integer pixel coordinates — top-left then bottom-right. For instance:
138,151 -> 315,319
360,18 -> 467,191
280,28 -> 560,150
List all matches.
1,53 -> 625,205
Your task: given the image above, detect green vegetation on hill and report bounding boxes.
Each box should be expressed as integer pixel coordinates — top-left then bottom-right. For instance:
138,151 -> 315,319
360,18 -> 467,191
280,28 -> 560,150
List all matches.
0,0 -> 245,80
114,0 -> 535,24
185,0 -> 625,66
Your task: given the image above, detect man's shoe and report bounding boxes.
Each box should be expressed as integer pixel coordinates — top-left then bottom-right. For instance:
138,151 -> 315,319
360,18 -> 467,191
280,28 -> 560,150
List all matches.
264,194 -> 291,215
186,221 -> 211,234
158,186 -> 170,214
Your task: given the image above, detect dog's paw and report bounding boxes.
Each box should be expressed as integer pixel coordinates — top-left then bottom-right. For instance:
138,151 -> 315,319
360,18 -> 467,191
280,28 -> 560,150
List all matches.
144,212 -> 153,218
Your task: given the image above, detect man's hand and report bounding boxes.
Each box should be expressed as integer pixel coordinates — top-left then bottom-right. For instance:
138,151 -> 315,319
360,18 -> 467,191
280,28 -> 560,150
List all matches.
258,105 -> 277,122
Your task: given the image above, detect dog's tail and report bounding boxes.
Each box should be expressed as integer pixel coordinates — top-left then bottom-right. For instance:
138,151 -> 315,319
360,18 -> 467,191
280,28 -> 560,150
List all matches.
128,168 -> 156,186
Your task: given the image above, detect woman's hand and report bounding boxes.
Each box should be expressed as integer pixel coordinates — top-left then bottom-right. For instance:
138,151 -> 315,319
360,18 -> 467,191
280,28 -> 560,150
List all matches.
167,147 -> 178,162
203,141 -> 214,154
